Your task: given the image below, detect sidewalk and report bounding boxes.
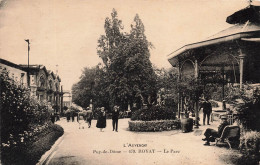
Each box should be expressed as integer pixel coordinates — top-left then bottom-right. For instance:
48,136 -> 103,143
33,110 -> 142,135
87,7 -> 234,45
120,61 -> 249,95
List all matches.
40,114 -> 240,165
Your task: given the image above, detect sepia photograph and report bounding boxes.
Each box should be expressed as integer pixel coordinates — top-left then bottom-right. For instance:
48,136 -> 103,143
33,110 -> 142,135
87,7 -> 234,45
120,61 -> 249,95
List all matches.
0,0 -> 260,164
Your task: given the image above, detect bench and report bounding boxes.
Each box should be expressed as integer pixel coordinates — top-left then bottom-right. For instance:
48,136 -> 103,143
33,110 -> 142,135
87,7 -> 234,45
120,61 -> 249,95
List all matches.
216,125 -> 240,149
211,110 -> 226,122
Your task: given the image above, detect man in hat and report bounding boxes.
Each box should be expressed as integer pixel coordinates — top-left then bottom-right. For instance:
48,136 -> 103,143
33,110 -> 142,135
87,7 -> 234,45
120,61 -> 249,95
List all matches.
202,115 -> 229,146
200,97 -> 212,125
112,105 -> 120,132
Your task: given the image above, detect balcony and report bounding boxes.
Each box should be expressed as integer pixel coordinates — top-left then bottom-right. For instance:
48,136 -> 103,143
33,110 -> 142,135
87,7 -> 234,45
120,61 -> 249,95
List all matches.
37,86 -> 46,91
47,89 -> 54,94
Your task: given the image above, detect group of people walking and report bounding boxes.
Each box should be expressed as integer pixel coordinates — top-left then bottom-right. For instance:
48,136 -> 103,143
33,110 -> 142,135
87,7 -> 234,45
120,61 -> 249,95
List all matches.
65,105 -> 120,132
96,105 -> 120,132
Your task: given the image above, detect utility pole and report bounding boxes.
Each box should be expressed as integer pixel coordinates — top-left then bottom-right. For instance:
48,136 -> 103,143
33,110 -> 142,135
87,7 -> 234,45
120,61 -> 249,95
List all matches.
25,39 -> 30,88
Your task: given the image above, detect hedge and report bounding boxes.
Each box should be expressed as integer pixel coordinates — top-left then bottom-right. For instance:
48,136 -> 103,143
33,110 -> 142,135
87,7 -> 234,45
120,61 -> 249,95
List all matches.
0,71 -> 62,164
131,105 -> 176,121
128,120 -> 180,132
1,124 -> 64,165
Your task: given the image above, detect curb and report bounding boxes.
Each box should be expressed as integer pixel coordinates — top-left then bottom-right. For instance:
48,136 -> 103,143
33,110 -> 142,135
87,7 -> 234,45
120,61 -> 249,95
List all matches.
36,133 -> 65,165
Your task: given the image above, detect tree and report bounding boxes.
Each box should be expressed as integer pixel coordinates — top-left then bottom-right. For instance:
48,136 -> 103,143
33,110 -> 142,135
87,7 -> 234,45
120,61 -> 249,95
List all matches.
71,64 -> 111,110
125,14 -> 157,107
92,64 -> 110,110
97,10 -> 157,109
154,66 -> 178,109
72,67 -> 97,108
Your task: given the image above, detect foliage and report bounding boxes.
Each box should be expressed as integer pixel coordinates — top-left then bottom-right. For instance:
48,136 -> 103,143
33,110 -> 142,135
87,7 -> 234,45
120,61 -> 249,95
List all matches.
175,76 -> 204,117
235,94 -> 260,131
131,105 -> 176,121
1,124 -> 64,165
154,67 -> 178,91
0,71 -> 54,156
177,76 -> 204,101
73,9 -> 179,111
227,84 -> 260,131
92,64 -> 111,110
72,66 -> 97,108
97,9 -> 157,109
154,67 -> 178,108
128,120 -> 180,132
224,84 -> 260,163
72,65 -> 110,110
239,131 -> 260,164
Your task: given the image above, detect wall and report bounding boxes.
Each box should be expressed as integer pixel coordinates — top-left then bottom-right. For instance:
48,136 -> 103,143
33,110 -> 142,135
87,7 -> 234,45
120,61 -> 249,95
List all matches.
0,63 -> 28,87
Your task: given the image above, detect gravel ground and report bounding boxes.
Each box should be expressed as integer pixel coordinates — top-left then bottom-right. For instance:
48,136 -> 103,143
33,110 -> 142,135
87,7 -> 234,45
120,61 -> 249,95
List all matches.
45,113 -> 241,165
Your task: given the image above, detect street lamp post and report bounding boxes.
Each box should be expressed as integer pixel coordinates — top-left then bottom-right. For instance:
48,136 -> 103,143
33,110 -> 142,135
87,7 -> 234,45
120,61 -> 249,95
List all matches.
25,39 -> 30,88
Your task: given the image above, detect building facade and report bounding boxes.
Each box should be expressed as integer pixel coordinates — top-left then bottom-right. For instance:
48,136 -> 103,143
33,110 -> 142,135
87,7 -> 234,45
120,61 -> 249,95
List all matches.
0,59 -> 28,87
63,90 -> 72,108
0,58 -> 63,113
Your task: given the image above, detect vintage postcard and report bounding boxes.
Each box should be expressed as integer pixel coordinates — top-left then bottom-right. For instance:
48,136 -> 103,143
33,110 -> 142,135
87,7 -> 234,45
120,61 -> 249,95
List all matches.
1,0 -> 260,165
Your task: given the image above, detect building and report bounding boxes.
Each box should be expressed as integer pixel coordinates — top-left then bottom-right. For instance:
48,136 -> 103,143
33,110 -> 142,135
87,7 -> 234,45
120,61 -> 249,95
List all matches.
63,90 -> 72,108
0,58 -> 63,113
168,5 -> 260,86
167,4 -> 260,126
0,58 -> 28,87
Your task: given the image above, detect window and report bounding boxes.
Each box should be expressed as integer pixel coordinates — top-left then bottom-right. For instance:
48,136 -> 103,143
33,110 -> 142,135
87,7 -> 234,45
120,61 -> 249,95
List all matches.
49,80 -> 53,90
31,75 -> 35,85
39,76 -> 45,87
39,95 -> 44,101
49,96 -> 52,102
56,83 -> 59,91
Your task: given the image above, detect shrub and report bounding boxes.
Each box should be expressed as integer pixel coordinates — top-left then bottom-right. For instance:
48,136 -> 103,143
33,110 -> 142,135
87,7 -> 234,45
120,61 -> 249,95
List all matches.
225,85 -> 260,164
128,120 -> 180,132
0,71 -> 56,163
239,131 -> 260,164
131,105 -> 176,121
230,86 -> 260,131
1,124 -> 64,165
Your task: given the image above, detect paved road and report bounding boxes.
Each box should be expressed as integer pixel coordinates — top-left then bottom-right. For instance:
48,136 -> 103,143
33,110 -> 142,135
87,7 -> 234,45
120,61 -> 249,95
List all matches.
46,117 -> 237,165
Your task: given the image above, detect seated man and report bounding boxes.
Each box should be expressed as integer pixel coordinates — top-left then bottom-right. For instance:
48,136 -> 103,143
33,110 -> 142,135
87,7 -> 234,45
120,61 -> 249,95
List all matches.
202,115 -> 229,145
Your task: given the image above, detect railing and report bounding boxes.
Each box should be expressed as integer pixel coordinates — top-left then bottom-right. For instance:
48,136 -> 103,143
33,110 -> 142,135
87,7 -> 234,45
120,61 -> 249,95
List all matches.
227,114 -> 234,125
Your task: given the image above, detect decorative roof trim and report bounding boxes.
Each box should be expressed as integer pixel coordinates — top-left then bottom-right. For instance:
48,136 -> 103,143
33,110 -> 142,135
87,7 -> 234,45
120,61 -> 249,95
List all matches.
48,70 -> 55,79
167,31 -> 260,67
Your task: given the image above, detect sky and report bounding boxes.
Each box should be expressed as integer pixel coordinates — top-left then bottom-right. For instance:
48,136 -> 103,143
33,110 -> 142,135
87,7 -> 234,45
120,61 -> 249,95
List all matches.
0,0 -> 248,90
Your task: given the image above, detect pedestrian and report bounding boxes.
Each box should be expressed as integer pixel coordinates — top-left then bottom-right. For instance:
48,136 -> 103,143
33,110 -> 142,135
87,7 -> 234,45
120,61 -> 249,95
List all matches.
200,97 -> 212,125
51,112 -> 55,123
202,115 -> 229,145
86,107 -> 93,128
77,111 -> 85,129
96,107 -> 106,132
71,110 -> 75,122
66,110 -> 70,122
56,112 -> 60,121
112,105 -> 119,132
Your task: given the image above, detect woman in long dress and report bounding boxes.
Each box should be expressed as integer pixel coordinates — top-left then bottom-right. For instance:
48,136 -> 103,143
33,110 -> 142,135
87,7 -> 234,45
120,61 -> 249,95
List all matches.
96,107 -> 106,132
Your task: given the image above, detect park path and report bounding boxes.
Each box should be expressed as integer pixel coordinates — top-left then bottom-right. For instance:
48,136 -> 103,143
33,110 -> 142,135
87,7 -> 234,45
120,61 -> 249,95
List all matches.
44,116 -> 238,165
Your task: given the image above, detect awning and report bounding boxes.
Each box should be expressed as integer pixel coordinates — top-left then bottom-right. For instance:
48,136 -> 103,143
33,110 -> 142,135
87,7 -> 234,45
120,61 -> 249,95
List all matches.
241,37 -> 260,42
167,31 -> 257,67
